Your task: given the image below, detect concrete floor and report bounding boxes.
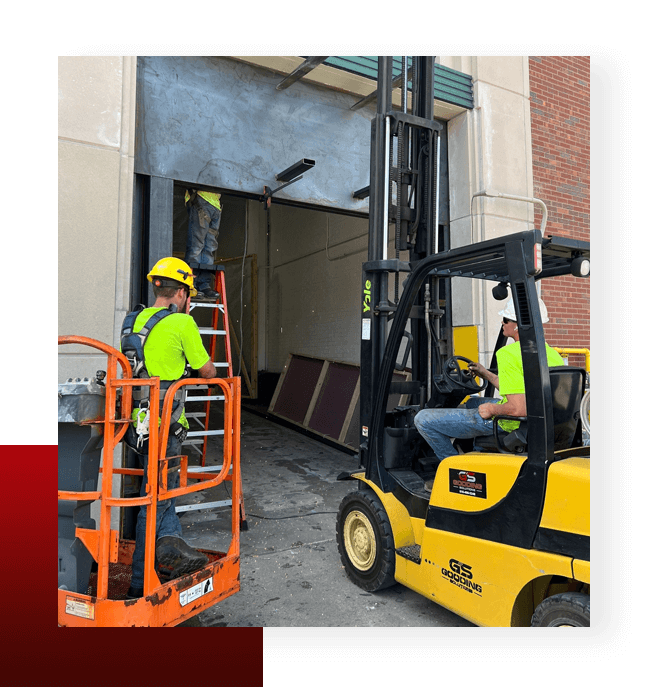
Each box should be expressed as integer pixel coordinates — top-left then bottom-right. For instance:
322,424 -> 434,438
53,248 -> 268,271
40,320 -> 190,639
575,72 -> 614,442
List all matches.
176,408 -> 473,628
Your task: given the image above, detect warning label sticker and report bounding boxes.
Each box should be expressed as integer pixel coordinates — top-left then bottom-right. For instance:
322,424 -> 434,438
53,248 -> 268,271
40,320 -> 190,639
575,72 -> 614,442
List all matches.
449,469 -> 487,499
179,577 -> 214,607
65,596 -> 95,620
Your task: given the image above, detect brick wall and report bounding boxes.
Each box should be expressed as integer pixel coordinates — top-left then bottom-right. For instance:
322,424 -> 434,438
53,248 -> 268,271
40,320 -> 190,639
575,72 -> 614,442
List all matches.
529,56 -> 590,369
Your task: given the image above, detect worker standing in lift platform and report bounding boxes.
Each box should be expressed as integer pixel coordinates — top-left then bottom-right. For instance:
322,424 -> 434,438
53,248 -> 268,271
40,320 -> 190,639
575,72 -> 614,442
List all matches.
184,189 -> 222,299
122,257 -> 218,599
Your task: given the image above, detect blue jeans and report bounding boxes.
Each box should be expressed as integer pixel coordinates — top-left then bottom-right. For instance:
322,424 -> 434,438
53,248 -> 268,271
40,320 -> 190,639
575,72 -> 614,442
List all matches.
414,397 -> 501,460
185,196 -> 221,290
131,434 -> 183,589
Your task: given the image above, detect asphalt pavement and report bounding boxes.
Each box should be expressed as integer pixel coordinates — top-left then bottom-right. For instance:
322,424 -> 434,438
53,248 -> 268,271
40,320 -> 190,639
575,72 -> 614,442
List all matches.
175,408 -> 473,627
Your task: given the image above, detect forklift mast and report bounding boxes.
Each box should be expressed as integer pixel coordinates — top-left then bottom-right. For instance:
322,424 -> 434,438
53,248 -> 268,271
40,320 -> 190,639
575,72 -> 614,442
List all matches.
360,57 -> 446,478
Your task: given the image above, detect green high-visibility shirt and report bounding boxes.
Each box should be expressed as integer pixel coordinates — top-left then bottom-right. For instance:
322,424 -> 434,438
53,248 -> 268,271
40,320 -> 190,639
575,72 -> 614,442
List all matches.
185,190 -> 221,210
131,308 -> 211,429
496,341 -> 565,432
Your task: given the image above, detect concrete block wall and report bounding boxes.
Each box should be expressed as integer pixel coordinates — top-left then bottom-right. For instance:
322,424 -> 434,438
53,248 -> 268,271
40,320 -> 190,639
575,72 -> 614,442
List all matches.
58,57 -> 138,525
446,57 -> 535,364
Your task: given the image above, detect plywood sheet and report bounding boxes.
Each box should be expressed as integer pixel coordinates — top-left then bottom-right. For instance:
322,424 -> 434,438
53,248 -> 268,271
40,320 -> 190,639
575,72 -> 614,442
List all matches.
308,363 -> 359,439
270,355 -> 324,425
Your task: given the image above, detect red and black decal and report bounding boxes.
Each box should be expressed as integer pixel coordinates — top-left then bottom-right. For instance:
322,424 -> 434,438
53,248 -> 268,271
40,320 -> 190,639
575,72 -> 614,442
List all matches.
449,469 -> 487,499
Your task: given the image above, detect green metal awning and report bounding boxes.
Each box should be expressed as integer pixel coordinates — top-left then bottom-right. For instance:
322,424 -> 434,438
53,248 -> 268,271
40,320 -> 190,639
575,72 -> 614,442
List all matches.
321,57 -> 474,110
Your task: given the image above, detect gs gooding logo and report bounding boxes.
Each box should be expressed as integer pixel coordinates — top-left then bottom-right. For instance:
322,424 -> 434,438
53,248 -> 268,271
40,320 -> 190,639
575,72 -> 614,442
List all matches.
441,558 -> 482,596
449,468 -> 487,499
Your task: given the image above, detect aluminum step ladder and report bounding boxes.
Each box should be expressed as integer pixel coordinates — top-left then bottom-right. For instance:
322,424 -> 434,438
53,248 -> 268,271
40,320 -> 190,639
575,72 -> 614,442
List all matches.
178,266 -> 247,527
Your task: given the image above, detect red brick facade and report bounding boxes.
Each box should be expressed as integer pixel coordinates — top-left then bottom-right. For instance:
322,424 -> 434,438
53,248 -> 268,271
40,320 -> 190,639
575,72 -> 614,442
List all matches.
529,56 -> 590,368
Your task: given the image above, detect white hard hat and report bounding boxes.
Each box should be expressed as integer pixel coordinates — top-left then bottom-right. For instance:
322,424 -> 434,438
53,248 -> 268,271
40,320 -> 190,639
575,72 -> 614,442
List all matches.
498,297 -> 549,324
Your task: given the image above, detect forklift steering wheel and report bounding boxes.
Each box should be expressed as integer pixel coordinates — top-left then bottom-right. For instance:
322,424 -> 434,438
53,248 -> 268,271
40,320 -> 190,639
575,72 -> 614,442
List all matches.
444,356 -> 489,392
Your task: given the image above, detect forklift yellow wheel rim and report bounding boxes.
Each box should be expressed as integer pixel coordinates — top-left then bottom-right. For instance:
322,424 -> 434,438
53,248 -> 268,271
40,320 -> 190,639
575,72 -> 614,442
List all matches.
343,509 -> 377,571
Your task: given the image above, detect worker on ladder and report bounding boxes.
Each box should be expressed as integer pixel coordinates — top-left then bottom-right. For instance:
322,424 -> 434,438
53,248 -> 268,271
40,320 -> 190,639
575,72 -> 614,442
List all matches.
121,257 -> 218,599
184,188 -> 222,299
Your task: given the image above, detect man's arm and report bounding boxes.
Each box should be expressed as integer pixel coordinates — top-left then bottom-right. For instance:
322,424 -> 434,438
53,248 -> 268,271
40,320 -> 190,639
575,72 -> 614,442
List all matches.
197,359 -> 217,379
478,393 -> 526,419
468,362 -> 499,389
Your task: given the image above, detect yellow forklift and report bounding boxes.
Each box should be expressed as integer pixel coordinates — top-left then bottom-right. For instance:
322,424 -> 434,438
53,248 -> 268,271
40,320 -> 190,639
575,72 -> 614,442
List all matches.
335,57 -> 590,627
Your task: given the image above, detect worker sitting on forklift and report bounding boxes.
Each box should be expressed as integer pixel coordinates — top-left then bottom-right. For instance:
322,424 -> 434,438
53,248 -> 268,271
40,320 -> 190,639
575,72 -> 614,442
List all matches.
414,297 -> 565,465
124,257 -> 218,599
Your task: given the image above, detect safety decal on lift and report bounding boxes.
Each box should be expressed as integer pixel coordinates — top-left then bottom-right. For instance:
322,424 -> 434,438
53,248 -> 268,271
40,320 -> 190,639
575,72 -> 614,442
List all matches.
449,469 -> 487,499
65,596 -> 95,620
179,577 -> 214,607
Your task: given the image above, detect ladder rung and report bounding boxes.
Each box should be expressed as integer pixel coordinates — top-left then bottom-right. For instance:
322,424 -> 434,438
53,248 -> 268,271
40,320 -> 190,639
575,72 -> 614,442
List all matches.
183,412 -> 206,419
187,429 -> 225,438
182,439 -> 206,446
188,284 -> 232,384
185,395 -> 225,402
176,499 -> 232,513
190,303 -> 225,310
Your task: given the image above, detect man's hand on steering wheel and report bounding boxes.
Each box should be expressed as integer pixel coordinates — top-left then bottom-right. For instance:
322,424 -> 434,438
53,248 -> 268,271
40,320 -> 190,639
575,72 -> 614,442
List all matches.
468,361 -> 489,380
443,356 -> 489,392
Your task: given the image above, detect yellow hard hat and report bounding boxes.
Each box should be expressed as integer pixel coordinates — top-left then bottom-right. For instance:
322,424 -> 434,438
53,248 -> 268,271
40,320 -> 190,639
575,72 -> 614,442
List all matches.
147,257 -> 198,297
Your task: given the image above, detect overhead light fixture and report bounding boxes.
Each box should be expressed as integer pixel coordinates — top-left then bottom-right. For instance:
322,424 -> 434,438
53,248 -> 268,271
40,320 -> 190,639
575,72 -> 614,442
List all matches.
275,159 -> 316,182
261,158 -> 316,208
353,185 -> 370,200
571,256 -> 590,278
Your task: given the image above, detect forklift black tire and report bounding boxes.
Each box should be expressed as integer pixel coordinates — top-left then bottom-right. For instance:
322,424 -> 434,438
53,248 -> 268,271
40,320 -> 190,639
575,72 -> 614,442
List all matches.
531,592 -> 590,627
336,489 -> 396,593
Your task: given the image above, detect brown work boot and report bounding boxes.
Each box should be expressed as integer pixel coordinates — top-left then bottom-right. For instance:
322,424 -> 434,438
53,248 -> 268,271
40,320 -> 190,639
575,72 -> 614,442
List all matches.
155,536 -> 208,580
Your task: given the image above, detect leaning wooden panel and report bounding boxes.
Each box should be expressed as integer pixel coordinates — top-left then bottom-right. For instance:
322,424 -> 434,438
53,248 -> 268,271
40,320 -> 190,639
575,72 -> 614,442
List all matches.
269,354 -> 324,425
308,362 -> 360,440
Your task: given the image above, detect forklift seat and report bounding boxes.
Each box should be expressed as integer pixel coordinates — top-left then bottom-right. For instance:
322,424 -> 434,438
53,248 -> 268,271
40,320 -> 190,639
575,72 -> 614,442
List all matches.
473,366 -> 586,454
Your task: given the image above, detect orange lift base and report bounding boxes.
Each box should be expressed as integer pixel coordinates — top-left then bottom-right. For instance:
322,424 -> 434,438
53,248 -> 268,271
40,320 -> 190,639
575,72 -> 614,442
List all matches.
59,545 -> 239,627
58,335 -> 242,627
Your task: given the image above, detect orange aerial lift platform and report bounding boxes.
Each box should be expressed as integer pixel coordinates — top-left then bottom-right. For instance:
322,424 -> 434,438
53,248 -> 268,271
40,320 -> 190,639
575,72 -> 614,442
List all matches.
58,335 -> 242,627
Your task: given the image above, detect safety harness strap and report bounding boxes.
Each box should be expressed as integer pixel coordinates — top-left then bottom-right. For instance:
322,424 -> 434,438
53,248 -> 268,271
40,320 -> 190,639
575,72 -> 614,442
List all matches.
120,306 -> 190,447
121,305 -> 177,379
